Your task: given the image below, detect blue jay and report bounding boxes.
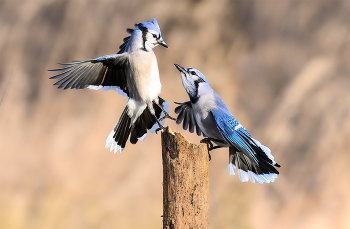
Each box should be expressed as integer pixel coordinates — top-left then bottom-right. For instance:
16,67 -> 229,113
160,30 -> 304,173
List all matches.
174,64 -> 280,183
49,19 -> 175,153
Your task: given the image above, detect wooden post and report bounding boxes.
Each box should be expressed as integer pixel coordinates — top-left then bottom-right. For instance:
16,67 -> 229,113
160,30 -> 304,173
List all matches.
161,127 -> 209,229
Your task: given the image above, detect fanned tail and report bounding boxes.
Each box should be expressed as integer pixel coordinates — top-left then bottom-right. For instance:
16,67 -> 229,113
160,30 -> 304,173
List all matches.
105,105 -> 132,153
130,97 -> 169,143
228,142 -> 280,184
105,97 -> 169,152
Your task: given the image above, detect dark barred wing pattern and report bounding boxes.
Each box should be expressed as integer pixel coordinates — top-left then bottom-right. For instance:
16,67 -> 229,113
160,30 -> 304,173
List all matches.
49,53 -> 130,97
213,112 -> 280,183
174,101 -> 202,136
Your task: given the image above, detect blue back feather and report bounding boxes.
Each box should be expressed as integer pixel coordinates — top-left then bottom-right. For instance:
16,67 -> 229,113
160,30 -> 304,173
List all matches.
212,110 -> 259,164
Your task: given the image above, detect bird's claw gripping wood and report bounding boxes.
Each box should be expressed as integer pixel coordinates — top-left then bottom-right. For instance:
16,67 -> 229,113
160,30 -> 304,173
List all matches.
200,138 -> 215,161
200,138 -> 213,148
200,138 -> 223,151
155,125 -> 166,134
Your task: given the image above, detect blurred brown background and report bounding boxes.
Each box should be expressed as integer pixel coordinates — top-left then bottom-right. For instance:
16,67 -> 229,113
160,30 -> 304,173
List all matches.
1,0 -> 350,228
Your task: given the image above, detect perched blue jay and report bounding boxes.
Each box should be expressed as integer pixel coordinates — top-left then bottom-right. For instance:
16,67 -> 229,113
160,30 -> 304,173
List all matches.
174,64 -> 280,183
49,19 -> 175,153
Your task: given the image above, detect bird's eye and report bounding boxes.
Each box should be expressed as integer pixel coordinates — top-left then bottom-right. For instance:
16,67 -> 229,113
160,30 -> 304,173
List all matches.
190,71 -> 196,75
152,34 -> 157,38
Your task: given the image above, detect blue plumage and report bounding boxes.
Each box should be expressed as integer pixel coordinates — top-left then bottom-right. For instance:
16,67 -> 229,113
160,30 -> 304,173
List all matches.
174,64 -> 280,184
213,112 -> 259,163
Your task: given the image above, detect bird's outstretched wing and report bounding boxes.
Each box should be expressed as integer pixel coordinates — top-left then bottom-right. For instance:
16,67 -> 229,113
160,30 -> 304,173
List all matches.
49,53 -> 130,97
49,28 -> 136,97
174,101 -> 202,136
212,110 -> 280,183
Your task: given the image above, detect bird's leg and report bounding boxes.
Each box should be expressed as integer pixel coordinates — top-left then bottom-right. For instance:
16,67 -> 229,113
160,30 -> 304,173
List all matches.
155,102 -> 176,121
147,101 -> 166,134
209,146 -> 223,151
200,138 -> 225,161
200,138 -> 214,148
201,138 -> 225,151
200,138 -> 214,161
155,119 -> 166,133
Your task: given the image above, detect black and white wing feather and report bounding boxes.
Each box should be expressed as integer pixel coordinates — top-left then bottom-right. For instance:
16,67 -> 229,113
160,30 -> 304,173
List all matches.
49,53 -> 130,97
49,28 -> 135,97
174,101 -> 202,136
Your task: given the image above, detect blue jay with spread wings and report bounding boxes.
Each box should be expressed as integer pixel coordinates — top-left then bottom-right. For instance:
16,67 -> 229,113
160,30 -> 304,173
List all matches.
49,19 -> 175,153
174,64 -> 280,184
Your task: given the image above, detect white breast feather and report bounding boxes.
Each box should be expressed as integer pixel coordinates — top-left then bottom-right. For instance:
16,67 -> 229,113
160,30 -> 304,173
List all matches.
130,51 -> 161,102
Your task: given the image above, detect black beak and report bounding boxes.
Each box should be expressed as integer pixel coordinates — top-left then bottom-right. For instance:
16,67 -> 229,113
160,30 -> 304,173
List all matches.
158,38 -> 168,48
174,64 -> 186,73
